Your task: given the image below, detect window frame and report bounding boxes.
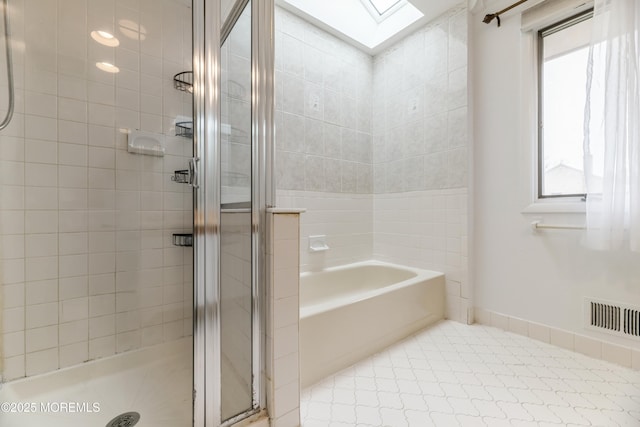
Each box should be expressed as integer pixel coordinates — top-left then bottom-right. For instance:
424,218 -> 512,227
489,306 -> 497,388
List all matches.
536,8 -> 594,200
360,0 -> 407,23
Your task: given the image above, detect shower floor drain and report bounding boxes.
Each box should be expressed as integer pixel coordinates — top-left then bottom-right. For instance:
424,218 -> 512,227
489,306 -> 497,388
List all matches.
106,412 -> 141,427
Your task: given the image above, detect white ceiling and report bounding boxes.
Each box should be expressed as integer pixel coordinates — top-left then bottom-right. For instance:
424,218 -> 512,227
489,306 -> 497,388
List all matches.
276,0 -> 462,55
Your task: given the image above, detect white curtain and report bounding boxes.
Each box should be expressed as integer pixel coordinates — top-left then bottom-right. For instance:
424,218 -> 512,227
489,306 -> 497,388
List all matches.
584,0 -> 640,251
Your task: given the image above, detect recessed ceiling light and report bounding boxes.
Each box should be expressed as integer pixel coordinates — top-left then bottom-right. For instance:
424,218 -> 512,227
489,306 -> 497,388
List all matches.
96,62 -> 120,73
90,30 -> 120,47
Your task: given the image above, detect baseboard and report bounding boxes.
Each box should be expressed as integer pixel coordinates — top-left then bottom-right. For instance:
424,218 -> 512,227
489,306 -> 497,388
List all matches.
474,307 -> 640,371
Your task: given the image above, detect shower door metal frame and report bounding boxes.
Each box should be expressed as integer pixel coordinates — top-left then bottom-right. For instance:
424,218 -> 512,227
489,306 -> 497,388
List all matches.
248,0 -> 276,417
192,0 -> 275,425
193,0 -> 222,424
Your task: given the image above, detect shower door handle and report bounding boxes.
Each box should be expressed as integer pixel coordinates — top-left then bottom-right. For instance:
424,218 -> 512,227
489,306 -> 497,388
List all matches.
189,157 -> 200,189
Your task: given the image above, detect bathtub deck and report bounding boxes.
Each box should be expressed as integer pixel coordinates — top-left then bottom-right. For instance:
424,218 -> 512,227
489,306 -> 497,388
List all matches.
301,320 -> 640,426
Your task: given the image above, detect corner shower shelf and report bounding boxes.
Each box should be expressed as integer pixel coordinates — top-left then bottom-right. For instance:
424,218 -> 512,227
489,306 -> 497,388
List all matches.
173,233 -> 193,247
171,169 -> 190,184
173,71 -> 193,93
175,121 -> 193,138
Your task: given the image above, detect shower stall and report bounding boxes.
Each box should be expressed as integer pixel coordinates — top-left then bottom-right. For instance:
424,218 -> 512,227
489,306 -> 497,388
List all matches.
0,0 -> 274,426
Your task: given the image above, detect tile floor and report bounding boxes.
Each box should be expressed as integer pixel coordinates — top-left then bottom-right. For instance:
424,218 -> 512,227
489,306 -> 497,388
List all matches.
301,321 -> 640,426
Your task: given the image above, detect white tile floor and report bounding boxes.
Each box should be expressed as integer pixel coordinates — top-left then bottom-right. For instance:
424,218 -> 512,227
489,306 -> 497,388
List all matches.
301,321 -> 640,427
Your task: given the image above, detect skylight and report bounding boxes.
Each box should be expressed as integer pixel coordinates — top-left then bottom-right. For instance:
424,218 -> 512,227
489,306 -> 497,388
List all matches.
278,0 -> 460,55
359,0 -> 407,22
369,0 -> 403,16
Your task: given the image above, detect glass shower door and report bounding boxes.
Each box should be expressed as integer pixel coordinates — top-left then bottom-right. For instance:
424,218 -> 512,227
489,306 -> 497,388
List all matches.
220,1 -> 254,422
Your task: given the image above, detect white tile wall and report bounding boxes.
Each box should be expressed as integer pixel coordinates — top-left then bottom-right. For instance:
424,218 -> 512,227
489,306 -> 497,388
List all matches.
267,212 -> 302,427
278,188 -> 471,321
277,190 -> 373,273
373,189 -> 470,323
0,0 -> 193,381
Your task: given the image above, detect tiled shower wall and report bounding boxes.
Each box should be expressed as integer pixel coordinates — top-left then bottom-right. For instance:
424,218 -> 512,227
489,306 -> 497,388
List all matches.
374,189 -> 469,322
274,6 -> 375,272
276,2 -> 470,317
276,190 -> 372,272
372,5 -> 471,323
275,8 -> 374,194
0,0 -> 193,381
372,6 -> 468,194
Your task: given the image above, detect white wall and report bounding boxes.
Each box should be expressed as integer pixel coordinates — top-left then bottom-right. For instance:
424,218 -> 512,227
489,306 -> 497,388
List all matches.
472,0 -> 640,349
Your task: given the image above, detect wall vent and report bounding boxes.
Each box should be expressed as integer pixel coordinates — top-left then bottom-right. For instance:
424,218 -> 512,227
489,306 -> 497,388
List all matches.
584,298 -> 640,339
624,307 -> 640,337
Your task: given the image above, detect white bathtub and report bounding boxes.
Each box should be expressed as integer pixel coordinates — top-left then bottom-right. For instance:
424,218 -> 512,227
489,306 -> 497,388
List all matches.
300,261 -> 445,387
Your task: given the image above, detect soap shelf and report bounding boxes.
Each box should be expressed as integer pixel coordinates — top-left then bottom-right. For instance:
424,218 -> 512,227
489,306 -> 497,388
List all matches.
173,233 -> 193,247
309,235 -> 329,252
175,121 -> 193,138
171,169 -> 190,184
173,71 -> 193,93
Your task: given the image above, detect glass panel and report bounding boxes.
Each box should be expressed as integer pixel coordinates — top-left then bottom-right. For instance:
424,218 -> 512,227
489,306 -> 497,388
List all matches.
222,0 -> 238,26
369,0 -> 403,15
540,15 -> 592,196
220,1 -> 253,422
0,1 -> 194,426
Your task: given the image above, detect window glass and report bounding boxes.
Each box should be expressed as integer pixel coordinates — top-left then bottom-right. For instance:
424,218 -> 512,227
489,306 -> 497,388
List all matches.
369,0 -> 402,15
539,12 -> 594,198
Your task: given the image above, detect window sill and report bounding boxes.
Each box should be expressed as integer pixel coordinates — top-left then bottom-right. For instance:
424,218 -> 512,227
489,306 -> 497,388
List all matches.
521,201 -> 586,214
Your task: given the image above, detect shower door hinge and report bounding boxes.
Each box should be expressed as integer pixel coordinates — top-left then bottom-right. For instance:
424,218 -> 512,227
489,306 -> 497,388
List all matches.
189,157 -> 200,189
171,157 -> 199,189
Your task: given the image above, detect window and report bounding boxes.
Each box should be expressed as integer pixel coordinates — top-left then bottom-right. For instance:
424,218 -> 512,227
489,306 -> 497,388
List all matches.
537,10 -> 593,199
368,0 -> 402,15
360,0 -> 406,22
